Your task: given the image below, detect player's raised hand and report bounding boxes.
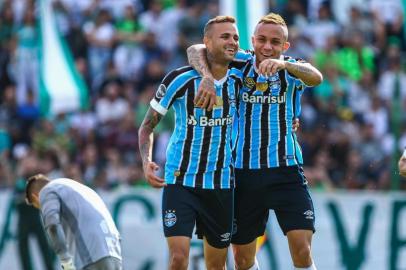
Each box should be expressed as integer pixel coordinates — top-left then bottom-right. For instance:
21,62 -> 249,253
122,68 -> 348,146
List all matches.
143,161 -> 166,188
194,76 -> 216,111
258,59 -> 286,77
61,258 -> 76,270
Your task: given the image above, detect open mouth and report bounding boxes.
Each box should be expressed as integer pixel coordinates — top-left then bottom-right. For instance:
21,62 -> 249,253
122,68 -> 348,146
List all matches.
225,47 -> 236,53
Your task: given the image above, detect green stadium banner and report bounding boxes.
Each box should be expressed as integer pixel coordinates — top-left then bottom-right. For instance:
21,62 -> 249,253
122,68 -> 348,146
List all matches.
38,0 -> 88,116
220,0 -> 269,50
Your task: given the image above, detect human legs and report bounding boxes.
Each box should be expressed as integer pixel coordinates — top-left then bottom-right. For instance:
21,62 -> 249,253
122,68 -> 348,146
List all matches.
167,236 -> 191,270
203,237 -> 228,270
287,230 -> 315,269
232,240 -> 258,270
273,166 -> 316,269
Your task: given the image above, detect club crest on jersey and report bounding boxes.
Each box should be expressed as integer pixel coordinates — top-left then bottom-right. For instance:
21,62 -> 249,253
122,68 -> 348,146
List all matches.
213,96 -> 223,109
164,210 -> 177,227
156,84 -> 167,99
244,77 -> 255,89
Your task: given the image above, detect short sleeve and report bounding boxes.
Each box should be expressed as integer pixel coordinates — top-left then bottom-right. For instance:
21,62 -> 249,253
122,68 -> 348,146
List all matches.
150,67 -> 196,115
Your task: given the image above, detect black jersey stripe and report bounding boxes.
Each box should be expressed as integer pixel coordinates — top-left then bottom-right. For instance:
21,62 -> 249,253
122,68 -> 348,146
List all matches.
175,79 -> 196,184
260,86 -> 270,166
277,70 -> 288,167
242,70 -> 258,167
214,80 -> 230,187
195,109 -> 213,187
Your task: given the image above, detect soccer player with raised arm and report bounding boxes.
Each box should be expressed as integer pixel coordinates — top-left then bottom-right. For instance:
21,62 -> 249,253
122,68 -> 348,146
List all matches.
24,174 -> 122,270
138,16 -> 243,270
187,13 -> 323,270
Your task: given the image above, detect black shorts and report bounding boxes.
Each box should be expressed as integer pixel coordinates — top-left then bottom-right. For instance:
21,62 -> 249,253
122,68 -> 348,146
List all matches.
231,165 -> 315,245
162,184 -> 234,249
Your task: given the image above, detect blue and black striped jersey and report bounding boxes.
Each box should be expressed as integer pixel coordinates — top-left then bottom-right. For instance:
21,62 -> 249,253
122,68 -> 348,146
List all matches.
231,50 -> 307,169
150,66 -> 243,189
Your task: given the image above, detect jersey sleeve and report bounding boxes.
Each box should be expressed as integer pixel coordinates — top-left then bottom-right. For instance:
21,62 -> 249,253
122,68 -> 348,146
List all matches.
150,68 -> 193,116
229,49 -> 253,71
40,189 -> 61,228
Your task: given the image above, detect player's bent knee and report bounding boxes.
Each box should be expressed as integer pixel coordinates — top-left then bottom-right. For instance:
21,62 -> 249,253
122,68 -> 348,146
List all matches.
233,253 -> 255,270
292,245 -> 312,267
169,251 -> 189,270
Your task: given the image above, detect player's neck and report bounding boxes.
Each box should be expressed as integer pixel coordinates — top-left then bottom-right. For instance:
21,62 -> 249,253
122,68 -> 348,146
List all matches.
207,53 -> 228,80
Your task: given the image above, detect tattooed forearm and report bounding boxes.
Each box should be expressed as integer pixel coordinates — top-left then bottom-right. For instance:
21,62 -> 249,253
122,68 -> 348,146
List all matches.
138,108 -> 163,165
187,44 -> 213,78
285,62 -> 323,86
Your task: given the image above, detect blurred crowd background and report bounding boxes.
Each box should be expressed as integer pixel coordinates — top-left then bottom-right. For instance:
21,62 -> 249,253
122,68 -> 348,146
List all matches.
0,0 -> 405,192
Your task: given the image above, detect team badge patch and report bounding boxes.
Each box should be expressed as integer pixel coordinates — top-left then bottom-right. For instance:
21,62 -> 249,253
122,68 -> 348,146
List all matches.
244,77 -> 255,89
156,84 -> 167,99
164,210 -> 177,227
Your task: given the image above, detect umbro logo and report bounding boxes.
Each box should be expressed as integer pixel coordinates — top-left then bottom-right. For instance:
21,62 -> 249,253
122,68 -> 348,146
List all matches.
303,210 -> 314,220
220,232 -> 231,242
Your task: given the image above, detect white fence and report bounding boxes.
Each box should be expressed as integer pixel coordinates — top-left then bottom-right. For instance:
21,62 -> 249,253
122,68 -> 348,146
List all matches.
1,188 -> 406,270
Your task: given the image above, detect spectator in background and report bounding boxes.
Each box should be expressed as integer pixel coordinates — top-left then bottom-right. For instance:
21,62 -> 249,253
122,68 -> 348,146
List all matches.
95,81 -> 130,145
113,4 -> 146,81
83,9 -> 115,90
304,3 -> 339,49
14,8 -> 39,106
337,31 -> 375,81
369,0 -> 405,50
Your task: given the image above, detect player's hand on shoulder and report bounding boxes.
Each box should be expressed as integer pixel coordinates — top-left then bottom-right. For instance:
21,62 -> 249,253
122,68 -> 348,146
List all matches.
194,76 -> 216,111
61,258 -> 76,270
258,59 -> 286,77
143,161 -> 166,188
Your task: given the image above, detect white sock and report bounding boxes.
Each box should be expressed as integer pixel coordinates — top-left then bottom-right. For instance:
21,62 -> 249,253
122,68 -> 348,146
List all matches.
294,262 -> 317,270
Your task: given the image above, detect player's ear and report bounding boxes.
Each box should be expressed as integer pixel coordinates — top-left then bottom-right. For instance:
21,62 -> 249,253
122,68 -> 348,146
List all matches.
203,36 -> 210,47
283,41 -> 290,52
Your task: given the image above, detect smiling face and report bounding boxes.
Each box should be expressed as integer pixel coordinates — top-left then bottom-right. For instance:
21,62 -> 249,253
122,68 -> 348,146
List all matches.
205,22 -> 239,63
204,16 -> 239,64
252,22 -> 290,65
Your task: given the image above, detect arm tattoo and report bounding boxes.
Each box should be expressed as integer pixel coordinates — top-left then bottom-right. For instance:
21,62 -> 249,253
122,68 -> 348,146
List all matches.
285,62 -> 322,86
187,45 -> 213,77
293,64 -> 313,75
138,108 -> 163,164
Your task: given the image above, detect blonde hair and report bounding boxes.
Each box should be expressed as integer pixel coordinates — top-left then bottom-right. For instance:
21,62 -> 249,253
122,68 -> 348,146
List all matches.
204,15 -> 236,37
256,13 -> 288,39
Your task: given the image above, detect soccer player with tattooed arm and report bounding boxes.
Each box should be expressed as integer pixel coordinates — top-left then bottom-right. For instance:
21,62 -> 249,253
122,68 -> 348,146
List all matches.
187,13 -> 323,270
138,16 -> 244,270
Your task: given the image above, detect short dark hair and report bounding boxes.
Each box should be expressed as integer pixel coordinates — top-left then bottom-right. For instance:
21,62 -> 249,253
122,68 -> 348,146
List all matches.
25,174 -> 50,205
204,15 -> 236,37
